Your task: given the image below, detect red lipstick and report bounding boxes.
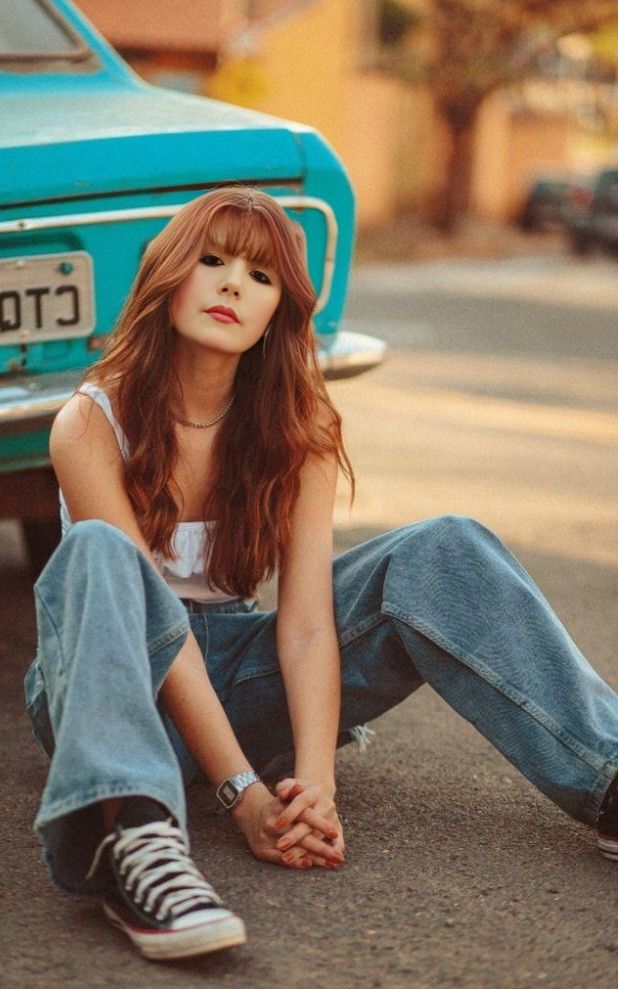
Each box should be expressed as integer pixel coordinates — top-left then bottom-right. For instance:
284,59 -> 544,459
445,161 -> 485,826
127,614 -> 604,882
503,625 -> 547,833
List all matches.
205,306 -> 239,323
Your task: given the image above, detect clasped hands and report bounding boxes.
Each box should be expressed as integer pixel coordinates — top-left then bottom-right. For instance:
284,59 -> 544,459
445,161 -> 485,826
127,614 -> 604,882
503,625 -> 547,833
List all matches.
231,776 -> 345,870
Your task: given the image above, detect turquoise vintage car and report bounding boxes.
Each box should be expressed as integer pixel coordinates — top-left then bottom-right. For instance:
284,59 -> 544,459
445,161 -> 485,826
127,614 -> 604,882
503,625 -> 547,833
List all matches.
0,0 -> 385,569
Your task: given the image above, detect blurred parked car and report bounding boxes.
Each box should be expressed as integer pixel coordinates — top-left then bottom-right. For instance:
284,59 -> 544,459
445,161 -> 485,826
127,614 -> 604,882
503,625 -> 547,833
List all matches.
563,167 -> 618,256
517,176 -> 570,232
0,0 -> 386,575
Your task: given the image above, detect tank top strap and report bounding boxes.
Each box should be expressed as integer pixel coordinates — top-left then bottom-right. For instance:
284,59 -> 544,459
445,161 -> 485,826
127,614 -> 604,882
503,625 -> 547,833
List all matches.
76,381 -> 130,462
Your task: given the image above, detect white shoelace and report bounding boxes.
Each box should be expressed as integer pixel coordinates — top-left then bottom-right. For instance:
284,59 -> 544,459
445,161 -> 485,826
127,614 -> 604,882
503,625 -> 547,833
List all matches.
349,723 -> 377,753
85,820 -> 223,921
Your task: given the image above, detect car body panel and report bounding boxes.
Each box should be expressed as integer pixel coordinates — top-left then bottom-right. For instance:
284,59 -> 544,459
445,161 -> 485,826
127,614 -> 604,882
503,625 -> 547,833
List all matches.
0,0 -> 386,486
563,168 -> 618,254
1,89 -> 308,203
517,177 -> 570,232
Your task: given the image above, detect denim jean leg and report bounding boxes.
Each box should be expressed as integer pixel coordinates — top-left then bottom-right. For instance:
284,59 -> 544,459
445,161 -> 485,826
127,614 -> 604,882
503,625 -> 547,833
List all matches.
364,514 -> 618,826
29,519 -> 191,896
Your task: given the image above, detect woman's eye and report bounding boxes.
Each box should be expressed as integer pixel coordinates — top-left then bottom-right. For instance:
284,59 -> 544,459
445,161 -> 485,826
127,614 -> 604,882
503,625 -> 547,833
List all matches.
199,254 -> 221,265
252,270 -> 271,285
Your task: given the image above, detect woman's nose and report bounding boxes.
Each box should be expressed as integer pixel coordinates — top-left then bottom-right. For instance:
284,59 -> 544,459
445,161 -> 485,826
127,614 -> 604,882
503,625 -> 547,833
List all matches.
219,260 -> 247,297
219,273 -> 243,296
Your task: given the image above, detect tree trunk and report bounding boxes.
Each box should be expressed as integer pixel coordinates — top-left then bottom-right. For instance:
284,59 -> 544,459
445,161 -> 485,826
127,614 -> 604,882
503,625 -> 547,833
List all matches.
432,104 -> 479,232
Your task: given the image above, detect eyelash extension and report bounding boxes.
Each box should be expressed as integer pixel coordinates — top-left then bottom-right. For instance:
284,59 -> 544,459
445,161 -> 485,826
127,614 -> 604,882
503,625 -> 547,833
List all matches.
199,254 -> 272,285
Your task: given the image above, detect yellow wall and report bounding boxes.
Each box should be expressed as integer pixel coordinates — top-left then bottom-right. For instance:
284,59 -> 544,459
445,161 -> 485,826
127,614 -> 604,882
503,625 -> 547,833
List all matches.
473,93 -> 573,220
255,0 -> 353,143
208,0 -> 413,227
343,72 -> 405,225
471,93 -> 513,220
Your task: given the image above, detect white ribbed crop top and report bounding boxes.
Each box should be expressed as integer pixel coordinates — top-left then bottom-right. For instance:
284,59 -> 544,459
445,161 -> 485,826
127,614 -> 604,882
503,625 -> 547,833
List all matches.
58,382 -> 242,604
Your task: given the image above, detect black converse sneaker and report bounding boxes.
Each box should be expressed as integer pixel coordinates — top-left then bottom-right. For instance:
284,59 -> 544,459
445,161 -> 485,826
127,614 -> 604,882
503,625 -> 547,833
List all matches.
85,798 -> 246,960
597,774 -> 618,862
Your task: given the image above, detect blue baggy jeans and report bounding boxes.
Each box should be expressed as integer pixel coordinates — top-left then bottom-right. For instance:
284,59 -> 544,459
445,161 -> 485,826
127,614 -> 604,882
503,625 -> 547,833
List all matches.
23,516 -> 618,896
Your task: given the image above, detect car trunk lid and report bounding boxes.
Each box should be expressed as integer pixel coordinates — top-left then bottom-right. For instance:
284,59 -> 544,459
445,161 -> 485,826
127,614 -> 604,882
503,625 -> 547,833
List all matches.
0,84 -> 306,205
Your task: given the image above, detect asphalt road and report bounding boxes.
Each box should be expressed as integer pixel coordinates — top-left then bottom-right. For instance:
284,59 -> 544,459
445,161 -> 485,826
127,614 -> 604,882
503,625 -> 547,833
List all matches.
2,254 -> 617,988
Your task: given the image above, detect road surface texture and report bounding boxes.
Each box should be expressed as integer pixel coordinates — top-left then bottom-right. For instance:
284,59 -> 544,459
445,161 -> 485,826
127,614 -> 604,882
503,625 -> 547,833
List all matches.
2,254 -> 617,988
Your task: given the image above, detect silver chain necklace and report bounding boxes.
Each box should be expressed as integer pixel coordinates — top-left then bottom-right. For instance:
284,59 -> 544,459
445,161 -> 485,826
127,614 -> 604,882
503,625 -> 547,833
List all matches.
170,394 -> 235,429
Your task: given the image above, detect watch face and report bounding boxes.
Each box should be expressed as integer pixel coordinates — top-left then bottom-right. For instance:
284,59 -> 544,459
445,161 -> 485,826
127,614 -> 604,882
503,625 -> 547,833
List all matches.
219,781 -> 239,808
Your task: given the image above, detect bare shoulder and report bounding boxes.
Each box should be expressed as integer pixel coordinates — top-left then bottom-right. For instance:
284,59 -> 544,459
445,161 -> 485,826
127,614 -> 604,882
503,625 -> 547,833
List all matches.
49,388 -> 155,560
50,388 -> 121,464
49,390 -> 126,514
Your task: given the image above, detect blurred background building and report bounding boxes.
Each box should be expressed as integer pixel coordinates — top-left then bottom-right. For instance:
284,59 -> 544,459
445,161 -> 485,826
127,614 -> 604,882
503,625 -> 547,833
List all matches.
77,0 -> 618,231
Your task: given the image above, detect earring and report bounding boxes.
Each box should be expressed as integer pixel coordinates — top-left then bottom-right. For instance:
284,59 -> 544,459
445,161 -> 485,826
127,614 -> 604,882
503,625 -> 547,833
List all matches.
262,325 -> 271,357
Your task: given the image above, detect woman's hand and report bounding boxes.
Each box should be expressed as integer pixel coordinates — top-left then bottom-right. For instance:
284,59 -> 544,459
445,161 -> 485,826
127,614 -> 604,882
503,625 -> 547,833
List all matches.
273,777 -> 346,866
230,782 -> 343,869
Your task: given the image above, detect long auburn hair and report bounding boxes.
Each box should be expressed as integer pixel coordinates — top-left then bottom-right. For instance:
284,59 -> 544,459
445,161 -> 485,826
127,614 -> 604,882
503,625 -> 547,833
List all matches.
81,185 -> 355,598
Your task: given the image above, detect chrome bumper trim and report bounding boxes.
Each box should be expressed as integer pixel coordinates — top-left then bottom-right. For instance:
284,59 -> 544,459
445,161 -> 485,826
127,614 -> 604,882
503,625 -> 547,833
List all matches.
319,330 -> 387,380
0,368 -> 83,433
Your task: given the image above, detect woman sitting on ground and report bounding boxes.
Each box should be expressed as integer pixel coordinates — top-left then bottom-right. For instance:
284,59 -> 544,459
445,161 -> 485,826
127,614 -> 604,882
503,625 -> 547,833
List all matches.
24,185 -> 618,963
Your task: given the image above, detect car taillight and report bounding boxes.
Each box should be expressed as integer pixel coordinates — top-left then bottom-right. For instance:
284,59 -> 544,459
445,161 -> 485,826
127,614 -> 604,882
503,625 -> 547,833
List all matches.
569,186 -> 593,211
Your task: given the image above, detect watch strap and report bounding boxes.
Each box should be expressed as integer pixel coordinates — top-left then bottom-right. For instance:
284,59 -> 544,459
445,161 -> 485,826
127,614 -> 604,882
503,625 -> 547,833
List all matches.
215,770 -> 261,812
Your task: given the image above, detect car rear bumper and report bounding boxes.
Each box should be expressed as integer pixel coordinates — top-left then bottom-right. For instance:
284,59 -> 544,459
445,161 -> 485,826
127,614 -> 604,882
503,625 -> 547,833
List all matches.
0,330 -> 387,438
319,329 -> 387,380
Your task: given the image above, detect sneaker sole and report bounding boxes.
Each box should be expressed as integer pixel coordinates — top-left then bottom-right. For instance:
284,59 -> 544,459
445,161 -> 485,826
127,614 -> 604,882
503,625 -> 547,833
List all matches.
598,833 -> 618,861
102,900 -> 247,960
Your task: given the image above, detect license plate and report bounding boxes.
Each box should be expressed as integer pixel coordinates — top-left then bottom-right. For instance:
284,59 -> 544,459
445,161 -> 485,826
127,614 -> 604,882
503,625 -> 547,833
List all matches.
0,251 -> 94,345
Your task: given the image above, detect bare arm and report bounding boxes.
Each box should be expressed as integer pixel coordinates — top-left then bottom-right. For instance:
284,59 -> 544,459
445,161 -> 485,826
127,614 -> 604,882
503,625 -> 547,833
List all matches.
276,444 -> 341,795
50,393 -> 258,790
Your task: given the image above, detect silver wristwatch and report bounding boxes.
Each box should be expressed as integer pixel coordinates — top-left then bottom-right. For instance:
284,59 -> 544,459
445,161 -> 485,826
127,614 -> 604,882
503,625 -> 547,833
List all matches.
215,770 -> 261,813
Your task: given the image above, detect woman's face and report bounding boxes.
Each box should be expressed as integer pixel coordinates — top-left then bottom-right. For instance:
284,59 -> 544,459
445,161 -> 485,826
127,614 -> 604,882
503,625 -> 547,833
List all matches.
170,245 -> 282,355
